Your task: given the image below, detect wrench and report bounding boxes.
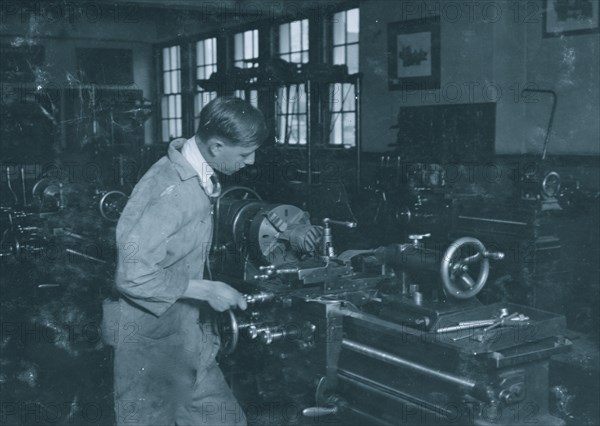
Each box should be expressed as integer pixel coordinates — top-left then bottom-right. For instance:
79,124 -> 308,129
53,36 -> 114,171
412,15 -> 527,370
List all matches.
449,312 -> 529,341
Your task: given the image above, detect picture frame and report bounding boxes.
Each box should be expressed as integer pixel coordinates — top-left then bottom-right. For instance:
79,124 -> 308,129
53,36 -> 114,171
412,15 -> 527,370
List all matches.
387,16 -> 440,91
543,0 -> 599,37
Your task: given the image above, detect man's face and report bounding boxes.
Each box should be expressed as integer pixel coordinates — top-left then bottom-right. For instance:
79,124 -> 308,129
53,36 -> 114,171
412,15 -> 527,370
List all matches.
211,141 -> 258,175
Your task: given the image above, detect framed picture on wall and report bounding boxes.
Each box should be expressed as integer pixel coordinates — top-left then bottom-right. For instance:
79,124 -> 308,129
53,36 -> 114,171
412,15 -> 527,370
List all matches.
543,0 -> 599,37
387,16 -> 440,91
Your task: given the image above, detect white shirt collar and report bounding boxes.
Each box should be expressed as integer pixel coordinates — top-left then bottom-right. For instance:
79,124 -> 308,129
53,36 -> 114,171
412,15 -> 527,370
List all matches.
181,136 -> 216,193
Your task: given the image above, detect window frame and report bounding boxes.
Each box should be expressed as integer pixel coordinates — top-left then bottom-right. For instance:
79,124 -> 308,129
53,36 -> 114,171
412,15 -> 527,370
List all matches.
193,35 -> 219,130
154,2 -> 360,150
273,16 -> 312,147
157,44 -> 183,143
329,7 -> 360,74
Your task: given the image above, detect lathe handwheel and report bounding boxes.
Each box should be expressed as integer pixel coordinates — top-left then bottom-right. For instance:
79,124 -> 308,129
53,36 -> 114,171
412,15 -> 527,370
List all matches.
32,177 -> 62,208
99,190 -> 128,222
216,309 -> 239,356
441,237 -> 489,299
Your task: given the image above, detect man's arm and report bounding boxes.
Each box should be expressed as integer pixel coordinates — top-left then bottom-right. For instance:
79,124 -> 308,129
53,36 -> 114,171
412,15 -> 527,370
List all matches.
116,186 -> 245,316
184,279 -> 247,312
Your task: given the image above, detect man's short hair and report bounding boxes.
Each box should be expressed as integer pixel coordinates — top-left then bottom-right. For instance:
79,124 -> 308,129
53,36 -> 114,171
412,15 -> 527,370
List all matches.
196,97 -> 267,147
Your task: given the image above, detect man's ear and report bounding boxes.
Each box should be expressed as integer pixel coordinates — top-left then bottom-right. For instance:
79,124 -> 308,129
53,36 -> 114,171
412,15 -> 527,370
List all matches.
208,138 -> 224,157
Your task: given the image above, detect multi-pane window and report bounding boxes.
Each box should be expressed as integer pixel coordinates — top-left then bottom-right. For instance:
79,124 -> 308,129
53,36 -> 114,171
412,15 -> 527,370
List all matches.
234,29 -> 259,106
157,7 -> 360,148
276,19 -> 309,146
329,8 -> 359,147
276,84 -> 307,145
161,45 -> 182,142
329,83 -> 356,147
234,89 -> 258,107
195,37 -> 218,129
332,8 -> 359,74
234,29 -> 259,69
279,19 -> 309,64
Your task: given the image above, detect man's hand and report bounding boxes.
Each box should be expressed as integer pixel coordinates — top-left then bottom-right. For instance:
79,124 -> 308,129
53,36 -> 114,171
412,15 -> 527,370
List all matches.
184,279 -> 247,312
206,281 -> 248,312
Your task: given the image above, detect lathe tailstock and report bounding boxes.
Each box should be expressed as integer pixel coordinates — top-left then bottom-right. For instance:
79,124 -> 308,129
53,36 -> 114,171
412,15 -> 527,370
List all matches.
211,187 -> 571,426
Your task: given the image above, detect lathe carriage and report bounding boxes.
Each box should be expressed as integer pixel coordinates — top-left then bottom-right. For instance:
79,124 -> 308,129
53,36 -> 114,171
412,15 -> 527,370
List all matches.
210,187 -> 571,426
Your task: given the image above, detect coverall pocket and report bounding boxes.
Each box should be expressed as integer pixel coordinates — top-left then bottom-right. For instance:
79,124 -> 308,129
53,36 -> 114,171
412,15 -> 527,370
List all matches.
121,302 -> 180,341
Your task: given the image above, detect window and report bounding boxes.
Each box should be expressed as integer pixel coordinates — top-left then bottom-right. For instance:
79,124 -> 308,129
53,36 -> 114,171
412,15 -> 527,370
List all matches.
156,6 -> 360,149
160,45 -> 182,142
279,19 -> 309,64
195,37 -> 218,130
329,83 -> 356,146
329,7 -> 359,147
276,84 -> 307,145
234,29 -> 259,69
332,8 -> 359,74
276,19 -> 309,146
233,88 -> 258,107
234,29 -> 259,107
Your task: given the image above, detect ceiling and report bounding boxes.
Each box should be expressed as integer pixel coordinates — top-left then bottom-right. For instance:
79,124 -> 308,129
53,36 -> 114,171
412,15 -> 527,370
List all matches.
110,0 -> 349,17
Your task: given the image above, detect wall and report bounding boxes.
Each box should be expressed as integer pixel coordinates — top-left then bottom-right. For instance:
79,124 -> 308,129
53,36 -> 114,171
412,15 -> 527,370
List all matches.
359,0 -> 600,155
2,1 -> 597,153
524,0 -> 599,155
0,3 -> 158,144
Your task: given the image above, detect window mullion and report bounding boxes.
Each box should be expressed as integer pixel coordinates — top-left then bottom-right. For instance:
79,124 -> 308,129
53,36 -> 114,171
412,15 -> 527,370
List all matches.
181,42 -> 195,136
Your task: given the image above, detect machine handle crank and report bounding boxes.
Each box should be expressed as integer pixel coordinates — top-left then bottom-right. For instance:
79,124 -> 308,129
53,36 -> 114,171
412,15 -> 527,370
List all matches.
408,233 -> 430,247
302,406 -> 339,417
303,392 -> 347,418
458,249 -> 505,267
483,250 -> 505,261
441,237 -> 500,299
322,218 -> 357,258
323,218 -> 357,228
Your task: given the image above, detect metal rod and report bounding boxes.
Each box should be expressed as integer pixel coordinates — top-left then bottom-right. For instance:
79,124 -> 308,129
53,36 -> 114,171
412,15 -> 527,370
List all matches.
482,312 -> 519,332
355,76 -> 362,191
307,80 -> 312,186
6,167 -> 19,204
458,215 -> 527,226
65,248 -> 107,264
20,168 -> 27,206
338,369 -> 451,419
436,323 -> 490,333
521,88 -> 557,161
458,320 -> 496,326
342,339 -> 476,389
118,154 -> 124,187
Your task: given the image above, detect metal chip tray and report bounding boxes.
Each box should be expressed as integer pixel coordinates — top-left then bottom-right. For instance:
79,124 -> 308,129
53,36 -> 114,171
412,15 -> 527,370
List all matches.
429,302 -> 567,354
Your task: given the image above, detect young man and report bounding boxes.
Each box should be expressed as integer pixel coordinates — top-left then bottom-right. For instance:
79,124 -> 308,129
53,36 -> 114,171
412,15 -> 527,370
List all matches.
108,97 -> 267,425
